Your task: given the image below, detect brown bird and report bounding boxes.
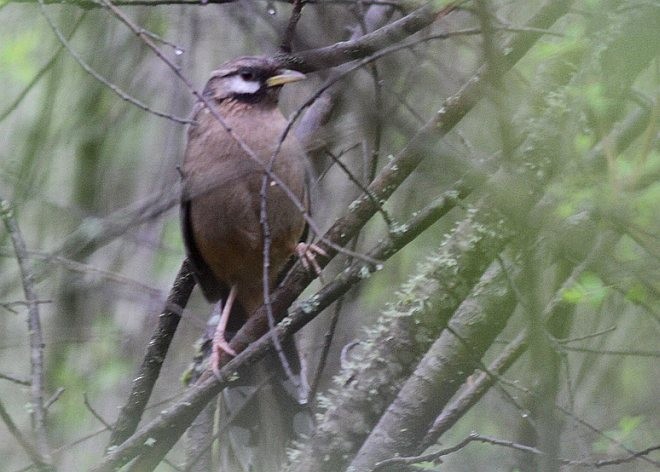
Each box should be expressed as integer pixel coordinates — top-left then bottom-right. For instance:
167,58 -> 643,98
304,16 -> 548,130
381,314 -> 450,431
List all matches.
180,56 -> 322,374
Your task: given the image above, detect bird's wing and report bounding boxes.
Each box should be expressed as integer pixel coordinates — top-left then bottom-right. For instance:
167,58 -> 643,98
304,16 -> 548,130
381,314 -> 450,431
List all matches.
180,198 -> 228,303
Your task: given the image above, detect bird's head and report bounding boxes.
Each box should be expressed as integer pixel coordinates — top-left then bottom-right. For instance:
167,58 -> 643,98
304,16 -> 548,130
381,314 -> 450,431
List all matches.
202,56 -> 306,106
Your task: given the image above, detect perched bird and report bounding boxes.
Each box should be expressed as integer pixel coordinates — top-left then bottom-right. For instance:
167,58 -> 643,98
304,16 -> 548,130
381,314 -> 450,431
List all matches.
180,56 -> 321,374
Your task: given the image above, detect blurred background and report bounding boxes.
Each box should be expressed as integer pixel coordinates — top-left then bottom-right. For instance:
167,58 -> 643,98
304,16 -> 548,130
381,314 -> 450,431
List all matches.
0,0 -> 658,471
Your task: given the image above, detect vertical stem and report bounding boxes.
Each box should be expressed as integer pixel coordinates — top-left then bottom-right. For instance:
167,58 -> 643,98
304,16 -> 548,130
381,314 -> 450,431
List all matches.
0,198 -> 51,466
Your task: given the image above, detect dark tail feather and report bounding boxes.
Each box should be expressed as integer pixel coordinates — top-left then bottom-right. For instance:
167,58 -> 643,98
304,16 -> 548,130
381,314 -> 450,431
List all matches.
217,337 -> 312,472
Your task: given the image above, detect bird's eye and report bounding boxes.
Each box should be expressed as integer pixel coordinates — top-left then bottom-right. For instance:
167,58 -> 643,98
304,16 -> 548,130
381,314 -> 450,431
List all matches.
240,71 -> 257,81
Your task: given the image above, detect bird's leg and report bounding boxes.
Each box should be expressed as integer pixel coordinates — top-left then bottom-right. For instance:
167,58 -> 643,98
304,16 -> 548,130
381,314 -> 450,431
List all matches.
211,285 -> 238,378
295,242 -> 328,276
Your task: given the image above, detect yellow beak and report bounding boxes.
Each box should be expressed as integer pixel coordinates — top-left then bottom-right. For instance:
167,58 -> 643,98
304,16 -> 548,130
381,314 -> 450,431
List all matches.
266,70 -> 306,87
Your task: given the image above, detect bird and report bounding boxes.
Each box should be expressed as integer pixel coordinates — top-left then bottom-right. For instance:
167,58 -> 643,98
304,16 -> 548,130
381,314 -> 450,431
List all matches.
180,56 -> 324,376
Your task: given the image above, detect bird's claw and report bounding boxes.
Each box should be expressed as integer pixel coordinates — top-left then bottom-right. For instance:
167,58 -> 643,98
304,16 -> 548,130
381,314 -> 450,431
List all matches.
296,242 -> 327,275
211,338 -> 236,378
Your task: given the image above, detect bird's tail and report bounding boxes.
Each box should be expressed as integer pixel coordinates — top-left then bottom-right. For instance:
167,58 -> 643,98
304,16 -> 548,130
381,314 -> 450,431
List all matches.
217,336 -> 312,472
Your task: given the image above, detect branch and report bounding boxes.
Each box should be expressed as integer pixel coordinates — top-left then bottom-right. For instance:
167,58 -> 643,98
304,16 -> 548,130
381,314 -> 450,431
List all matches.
90,180 -> 468,472
107,259 -> 196,448
274,1 -> 463,72
0,371 -> 31,386
0,198 -> 52,468
279,0 -> 305,53
373,433 -> 660,470
35,1 -> 192,124
419,331 -> 528,448
51,187 -> 179,264
0,14 -> 86,123
94,2 -> 576,468
7,0 -> 399,8
348,260 -> 518,471
0,399 -> 49,470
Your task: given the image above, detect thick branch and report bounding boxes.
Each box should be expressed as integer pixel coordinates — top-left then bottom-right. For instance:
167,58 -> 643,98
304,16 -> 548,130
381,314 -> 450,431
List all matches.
92,2 -> 574,469
107,259 -> 196,448
287,202 -> 512,472
349,261 -> 517,471
419,331 -> 528,448
91,182 -> 467,472
274,2 -> 459,72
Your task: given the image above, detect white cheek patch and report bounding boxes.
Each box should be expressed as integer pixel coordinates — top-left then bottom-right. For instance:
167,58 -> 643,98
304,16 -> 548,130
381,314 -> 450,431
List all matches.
226,76 -> 261,94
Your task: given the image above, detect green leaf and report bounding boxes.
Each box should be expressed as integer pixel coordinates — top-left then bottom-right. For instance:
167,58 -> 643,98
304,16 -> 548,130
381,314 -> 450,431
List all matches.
625,283 -> 648,304
561,272 -> 608,306
0,30 -> 40,83
593,415 -> 644,453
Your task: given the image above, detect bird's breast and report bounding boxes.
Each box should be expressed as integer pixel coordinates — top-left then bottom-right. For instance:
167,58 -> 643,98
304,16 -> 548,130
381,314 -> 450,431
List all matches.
182,103 -> 307,295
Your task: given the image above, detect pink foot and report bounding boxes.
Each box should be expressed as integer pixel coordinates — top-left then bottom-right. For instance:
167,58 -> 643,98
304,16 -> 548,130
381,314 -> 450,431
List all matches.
296,242 -> 328,275
210,286 -> 238,378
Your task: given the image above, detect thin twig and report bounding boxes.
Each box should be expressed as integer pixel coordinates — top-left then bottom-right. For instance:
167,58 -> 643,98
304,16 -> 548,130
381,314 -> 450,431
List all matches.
0,372 -> 31,386
0,299 -> 52,313
0,198 -> 52,467
101,0 -> 379,267
0,14 -> 86,123
558,325 -> 617,344
7,0 -> 399,7
35,2 -> 192,124
280,0 -> 305,53
0,399 -> 48,469
44,387 -> 65,410
559,347 -> 660,357
308,283 -> 345,405
373,433 -> 660,470
323,147 -> 394,228
84,393 -> 112,429
259,173 -> 303,397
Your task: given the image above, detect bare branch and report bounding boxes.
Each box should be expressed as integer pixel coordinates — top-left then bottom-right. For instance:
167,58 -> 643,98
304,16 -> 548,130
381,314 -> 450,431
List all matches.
35,1 -> 192,124
0,372 -> 31,386
107,260 -> 196,448
274,1 -> 464,72
0,399 -> 49,470
280,0 -> 305,53
44,388 -> 65,410
373,433 -> 660,470
90,179 -> 468,472
84,393 -> 112,429
0,14 -> 86,124
0,197 -> 52,468
6,0 -> 399,8
348,260 -> 518,471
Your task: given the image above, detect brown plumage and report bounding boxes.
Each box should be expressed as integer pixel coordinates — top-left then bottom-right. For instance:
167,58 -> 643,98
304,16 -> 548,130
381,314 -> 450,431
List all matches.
180,56 -> 311,368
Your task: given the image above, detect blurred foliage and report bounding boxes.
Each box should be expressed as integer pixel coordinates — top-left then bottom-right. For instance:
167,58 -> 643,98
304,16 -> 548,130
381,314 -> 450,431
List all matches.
0,0 -> 658,471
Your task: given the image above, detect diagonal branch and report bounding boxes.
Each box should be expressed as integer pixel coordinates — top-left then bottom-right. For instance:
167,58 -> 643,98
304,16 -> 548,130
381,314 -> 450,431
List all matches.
107,259 -> 196,448
0,399 -> 49,470
91,180 -> 468,472
92,2 -> 575,469
350,260 -> 519,471
274,1 -> 464,72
